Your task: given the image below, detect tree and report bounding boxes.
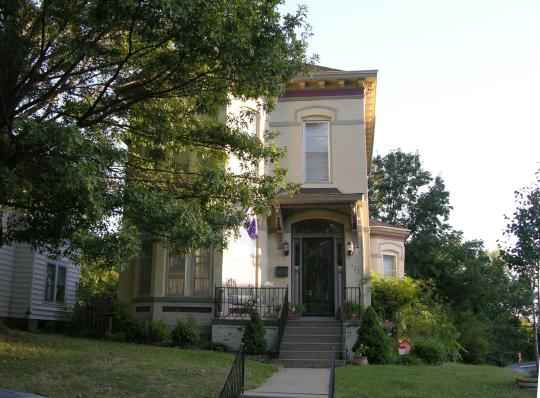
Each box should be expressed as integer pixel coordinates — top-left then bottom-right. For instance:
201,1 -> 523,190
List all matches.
369,150 -> 451,238
354,306 -> 393,364
503,174 -> 540,371
0,0 -> 313,263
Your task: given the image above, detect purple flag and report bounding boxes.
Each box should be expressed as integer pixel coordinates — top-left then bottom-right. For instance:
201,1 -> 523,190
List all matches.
245,215 -> 257,240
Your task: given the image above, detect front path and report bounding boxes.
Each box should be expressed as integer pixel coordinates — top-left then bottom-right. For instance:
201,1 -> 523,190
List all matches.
243,368 -> 330,398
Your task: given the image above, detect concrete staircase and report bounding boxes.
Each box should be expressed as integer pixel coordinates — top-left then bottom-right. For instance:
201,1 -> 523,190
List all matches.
279,318 -> 344,368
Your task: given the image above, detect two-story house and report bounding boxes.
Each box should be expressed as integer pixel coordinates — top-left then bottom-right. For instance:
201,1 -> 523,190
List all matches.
118,67 -> 409,365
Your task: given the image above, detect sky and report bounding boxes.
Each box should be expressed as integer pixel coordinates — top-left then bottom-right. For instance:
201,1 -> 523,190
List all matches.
282,0 -> 540,249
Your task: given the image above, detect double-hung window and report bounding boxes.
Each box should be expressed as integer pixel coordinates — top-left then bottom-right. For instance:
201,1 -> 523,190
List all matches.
167,249 -> 212,297
304,121 -> 330,183
45,262 -> 67,303
383,255 -> 397,278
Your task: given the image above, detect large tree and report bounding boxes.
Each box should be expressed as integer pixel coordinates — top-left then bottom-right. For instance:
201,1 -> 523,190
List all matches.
0,0 -> 313,263
503,174 -> 540,370
369,150 -> 534,364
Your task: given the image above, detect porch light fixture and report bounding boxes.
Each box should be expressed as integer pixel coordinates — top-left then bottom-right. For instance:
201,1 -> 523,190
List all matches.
347,241 -> 354,256
282,241 -> 290,256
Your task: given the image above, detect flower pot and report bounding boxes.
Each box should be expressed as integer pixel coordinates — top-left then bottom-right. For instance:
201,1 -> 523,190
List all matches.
352,355 -> 368,365
288,312 -> 300,320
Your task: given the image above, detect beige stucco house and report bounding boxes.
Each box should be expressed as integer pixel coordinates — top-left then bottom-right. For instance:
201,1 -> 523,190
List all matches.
118,67 -> 409,361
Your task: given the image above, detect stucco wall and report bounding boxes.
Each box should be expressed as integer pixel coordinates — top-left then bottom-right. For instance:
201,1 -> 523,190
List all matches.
267,97 -> 367,194
369,235 -> 406,278
212,321 -> 278,352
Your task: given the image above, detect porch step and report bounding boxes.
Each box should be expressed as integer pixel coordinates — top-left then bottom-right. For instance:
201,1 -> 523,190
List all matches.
284,326 -> 341,335
280,342 -> 341,352
286,319 -> 342,327
280,350 -> 339,360
279,359 -> 346,368
282,334 -> 341,344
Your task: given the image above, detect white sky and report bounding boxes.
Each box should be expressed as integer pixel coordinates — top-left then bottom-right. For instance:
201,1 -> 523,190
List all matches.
283,0 -> 540,249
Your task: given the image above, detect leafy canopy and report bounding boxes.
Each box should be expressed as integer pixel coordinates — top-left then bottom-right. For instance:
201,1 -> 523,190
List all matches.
0,0 -> 314,263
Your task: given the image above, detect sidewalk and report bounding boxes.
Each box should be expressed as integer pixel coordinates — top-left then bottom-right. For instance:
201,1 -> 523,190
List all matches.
242,368 -> 331,398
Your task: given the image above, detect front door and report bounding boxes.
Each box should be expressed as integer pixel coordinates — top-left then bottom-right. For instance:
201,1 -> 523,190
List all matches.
302,237 -> 335,316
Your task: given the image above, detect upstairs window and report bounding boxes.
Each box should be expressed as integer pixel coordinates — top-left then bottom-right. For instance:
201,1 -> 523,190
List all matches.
304,121 -> 330,183
383,254 -> 397,277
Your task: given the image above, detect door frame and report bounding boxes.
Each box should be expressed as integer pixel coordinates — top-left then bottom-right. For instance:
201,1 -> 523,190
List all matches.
291,220 -> 346,317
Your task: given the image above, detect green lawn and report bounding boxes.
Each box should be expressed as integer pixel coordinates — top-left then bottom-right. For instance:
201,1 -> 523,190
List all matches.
336,363 -> 535,398
0,331 -> 276,398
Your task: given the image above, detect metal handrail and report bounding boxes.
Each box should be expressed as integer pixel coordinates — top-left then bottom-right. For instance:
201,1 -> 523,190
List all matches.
218,345 -> 245,398
276,288 -> 289,356
214,286 -> 287,320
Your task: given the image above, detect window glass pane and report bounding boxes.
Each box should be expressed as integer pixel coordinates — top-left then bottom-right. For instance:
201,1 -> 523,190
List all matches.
45,264 -> 56,301
305,122 -> 329,182
167,252 -> 186,296
193,249 -> 211,297
56,266 -> 66,303
139,240 -> 153,296
337,240 -> 344,267
292,219 -> 344,235
383,255 -> 396,277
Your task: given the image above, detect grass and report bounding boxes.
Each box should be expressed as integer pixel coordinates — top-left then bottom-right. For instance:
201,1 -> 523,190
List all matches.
336,363 -> 536,398
0,331 -> 276,398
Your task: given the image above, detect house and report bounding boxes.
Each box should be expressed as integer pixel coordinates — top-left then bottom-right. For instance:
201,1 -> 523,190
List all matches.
118,67 -> 409,364
0,242 -> 80,329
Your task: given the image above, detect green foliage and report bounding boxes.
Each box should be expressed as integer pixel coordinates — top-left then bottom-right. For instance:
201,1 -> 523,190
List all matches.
76,260 -> 119,303
354,307 -> 393,364
371,276 -> 419,322
0,0 -> 313,264
399,303 -> 461,362
455,312 -> 490,364
242,310 -> 266,355
171,318 -> 200,348
412,338 -> 447,365
146,320 -> 170,344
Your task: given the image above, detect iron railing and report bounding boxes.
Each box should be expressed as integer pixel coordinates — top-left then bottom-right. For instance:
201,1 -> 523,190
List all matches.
276,288 -> 289,356
218,345 -> 245,398
214,287 -> 287,320
328,357 -> 336,398
344,287 -> 361,306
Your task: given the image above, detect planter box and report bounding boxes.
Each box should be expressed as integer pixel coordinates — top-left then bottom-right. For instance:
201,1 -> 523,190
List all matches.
351,356 -> 368,366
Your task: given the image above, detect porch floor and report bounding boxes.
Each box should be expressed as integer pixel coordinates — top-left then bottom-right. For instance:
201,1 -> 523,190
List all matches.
242,368 -> 330,398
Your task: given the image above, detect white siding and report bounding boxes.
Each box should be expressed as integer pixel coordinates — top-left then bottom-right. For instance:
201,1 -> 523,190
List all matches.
9,244 -> 34,319
0,245 -> 15,317
31,251 -> 79,321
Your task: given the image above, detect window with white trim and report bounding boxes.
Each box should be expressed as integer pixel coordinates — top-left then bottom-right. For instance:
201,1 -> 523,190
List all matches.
167,248 -> 212,297
304,121 -> 330,183
45,262 -> 67,303
383,254 -> 397,277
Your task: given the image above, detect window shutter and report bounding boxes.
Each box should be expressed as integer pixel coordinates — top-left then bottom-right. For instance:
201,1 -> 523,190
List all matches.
305,122 -> 329,183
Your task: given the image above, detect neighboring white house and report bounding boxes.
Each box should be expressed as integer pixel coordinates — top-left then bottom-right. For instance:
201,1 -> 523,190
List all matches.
0,243 -> 79,329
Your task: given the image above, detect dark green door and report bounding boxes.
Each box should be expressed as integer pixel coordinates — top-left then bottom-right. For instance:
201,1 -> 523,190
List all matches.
302,237 -> 335,315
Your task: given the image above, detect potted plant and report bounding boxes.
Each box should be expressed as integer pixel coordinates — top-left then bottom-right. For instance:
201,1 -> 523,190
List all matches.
288,304 -> 304,320
352,344 -> 369,365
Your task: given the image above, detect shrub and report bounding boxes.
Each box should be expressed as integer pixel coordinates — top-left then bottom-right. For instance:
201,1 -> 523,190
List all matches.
171,318 -> 200,348
210,342 -> 228,352
354,306 -> 393,364
396,354 -> 423,366
412,338 -> 446,365
242,310 -> 266,355
124,319 -> 147,343
456,313 -> 490,364
0,320 -> 10,335
146,320 -> 170,344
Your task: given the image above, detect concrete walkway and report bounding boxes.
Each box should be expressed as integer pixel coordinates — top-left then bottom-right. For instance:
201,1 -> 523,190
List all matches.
242,368 -> 330,398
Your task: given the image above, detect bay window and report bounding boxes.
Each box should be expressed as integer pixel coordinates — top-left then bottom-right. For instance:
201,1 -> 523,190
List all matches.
167,249 -> 212,297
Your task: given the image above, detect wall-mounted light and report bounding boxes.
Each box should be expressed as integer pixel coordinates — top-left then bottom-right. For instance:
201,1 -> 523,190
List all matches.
347,241 -> 354,256
282,241 -> 290,256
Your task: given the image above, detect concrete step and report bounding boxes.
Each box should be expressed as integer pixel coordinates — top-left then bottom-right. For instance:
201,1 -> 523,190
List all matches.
280,350 -> 338,360
285,326 -> 341,335
287,320 -> 341,328
280,342 -> 341,352
282,334 -> 341,344
280,359 -> 346,368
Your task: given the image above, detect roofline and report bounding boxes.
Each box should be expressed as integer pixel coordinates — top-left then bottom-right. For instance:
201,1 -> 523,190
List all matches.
292,69 -> 378,82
